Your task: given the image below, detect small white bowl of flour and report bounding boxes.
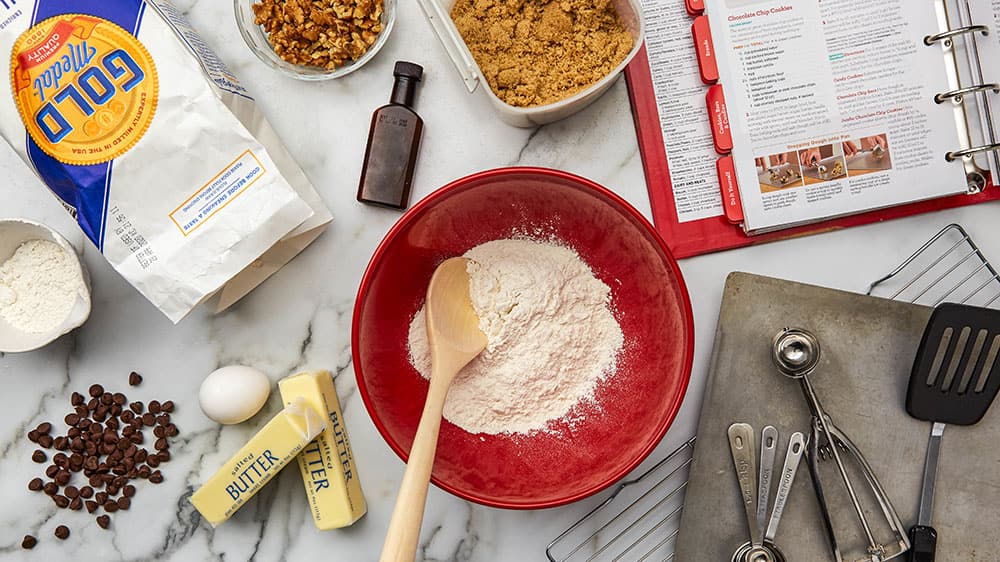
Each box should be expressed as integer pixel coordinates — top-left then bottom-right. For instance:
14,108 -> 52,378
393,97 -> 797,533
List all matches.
0,219 -> 91,352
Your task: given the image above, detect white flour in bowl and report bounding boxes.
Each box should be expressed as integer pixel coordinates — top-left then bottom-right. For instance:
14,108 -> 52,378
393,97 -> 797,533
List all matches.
0,240 -> 84,333
406,238 -> 624,435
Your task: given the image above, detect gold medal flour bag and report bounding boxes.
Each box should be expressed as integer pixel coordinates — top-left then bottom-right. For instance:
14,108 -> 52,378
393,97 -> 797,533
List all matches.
0,0 -> 331,322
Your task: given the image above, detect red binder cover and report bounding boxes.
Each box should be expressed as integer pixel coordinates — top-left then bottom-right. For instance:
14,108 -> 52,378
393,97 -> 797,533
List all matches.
624,15 -> 1000,259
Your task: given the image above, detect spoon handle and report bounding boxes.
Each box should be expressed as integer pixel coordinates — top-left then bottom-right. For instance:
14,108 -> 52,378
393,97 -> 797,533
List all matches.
728,423 -> 762,548
765,432 -> 804,543
380,377 -> 451,562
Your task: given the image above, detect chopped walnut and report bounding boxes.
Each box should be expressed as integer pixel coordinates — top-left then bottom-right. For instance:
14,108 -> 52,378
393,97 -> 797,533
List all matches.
252,0 -> 384,70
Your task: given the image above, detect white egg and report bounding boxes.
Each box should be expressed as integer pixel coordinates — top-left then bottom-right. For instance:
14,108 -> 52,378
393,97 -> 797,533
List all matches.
199,365 -> 271,425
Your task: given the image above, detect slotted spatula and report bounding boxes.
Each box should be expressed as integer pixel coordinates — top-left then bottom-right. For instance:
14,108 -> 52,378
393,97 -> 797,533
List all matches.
906,303 -> 1000,562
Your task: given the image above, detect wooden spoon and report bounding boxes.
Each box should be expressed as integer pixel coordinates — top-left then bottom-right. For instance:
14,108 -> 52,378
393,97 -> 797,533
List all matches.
380,257 -> 488,562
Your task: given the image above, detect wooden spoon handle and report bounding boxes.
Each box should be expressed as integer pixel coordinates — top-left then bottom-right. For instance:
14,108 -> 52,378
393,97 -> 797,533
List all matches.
379,380 -> 450,562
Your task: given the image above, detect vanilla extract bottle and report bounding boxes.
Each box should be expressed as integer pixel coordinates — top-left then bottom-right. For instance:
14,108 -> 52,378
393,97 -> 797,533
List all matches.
357,61 -> 424,210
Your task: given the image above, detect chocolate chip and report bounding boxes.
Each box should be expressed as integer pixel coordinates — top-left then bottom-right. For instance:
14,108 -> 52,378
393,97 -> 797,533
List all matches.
54,525 -> 70,539
80,486 -> 93,498
166,424 -> 179,437
71,437 -> 84,452
21,535 -> 36,549
32,450 -> 46,463
100,393 -> 113,406
97,514 -> 111,529
53,495 -> 69,508
28,478 -> 43,491
148,401 -> 161,414
71,392 -> 85,406
141,413 -> 155,426
149,470 -> 163,484
54,436 -> 69,450
104,501 -> 119,513
45,465 -> 59,478
154,438 -> 168,451
53,453 -> 68,467
138,466 -> 151,479
55,472 -> 70,486
116,497 -> 131,510
107,484 -> 120,495
123,484 -> 136,497
64,413 -> 79,426
89,474 -> 102,487
129,433 -> 143,444
87,398 -> 99,411
43,482 -> 58,495
147,455 -> 161,468
27,429 -> 40,442
157,450 -> 171,463
88,384 -> 103,397
67,427 -> 81,439
128,372 -> 142,386
75,405 -> 88,417
70,496 -> 83,510
64,485 -> 79,498
38,434 -> 53,448
85,500 -> 98,513
129,401 -> 143,414
161,400 -> 174,413
121,411 -> 135,424
135,449 -> 148,463
156,414 -> 170,426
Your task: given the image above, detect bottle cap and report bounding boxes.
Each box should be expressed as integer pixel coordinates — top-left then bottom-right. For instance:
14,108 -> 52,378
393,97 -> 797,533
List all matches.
394,61 -> 423,81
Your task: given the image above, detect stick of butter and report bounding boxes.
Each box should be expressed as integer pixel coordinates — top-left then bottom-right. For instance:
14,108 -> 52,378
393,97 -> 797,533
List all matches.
190,396 -> 325,526
279,370 -> 366,529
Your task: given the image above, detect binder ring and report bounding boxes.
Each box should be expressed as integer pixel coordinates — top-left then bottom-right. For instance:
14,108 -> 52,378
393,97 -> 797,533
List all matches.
934,83 -> 1000,104
945,143 -> 1000,162
924,25 -> 989,46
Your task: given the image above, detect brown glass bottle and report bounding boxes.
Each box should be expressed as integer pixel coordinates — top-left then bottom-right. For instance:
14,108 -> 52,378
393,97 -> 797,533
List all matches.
357,61 -> 424,210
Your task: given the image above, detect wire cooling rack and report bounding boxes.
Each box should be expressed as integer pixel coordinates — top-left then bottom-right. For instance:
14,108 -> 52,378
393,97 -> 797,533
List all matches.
866,224 -> 1000,308
546,223 -> 1000,562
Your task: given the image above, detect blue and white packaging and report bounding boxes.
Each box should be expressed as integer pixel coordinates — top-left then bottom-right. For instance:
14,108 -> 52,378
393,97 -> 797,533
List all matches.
0,0 -> 332,322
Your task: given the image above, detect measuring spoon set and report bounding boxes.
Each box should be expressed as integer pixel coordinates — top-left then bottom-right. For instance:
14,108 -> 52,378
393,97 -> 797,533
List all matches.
727,423 -> 804,562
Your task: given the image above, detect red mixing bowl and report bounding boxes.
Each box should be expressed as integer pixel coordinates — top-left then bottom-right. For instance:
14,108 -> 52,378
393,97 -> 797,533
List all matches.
352,167 -> 693,509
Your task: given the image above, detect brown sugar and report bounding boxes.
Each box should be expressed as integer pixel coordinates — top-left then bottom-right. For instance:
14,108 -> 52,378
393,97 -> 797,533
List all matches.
451,0 -> 634,108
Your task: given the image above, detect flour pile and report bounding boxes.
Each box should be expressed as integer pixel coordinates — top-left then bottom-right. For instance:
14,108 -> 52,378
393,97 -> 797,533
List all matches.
0,240 -> 84,333
407,238 -> 624,435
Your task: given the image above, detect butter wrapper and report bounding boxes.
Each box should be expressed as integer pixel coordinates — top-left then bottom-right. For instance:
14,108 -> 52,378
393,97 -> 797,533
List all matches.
279,370 -> 366,529
190,397 -> 325,527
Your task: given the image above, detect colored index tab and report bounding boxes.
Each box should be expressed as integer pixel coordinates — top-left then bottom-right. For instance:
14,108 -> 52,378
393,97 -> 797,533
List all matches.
706,84 -> 732,154
717,155 -> 743,223
686,0 -> 705,15
692,16 -> 718,83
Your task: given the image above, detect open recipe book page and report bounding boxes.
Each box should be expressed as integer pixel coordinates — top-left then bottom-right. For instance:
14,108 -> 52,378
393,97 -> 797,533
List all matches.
704,0 -> 969,234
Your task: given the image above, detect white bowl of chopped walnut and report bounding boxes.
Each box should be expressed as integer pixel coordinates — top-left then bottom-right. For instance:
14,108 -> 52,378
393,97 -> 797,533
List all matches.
235,0 -> 395,80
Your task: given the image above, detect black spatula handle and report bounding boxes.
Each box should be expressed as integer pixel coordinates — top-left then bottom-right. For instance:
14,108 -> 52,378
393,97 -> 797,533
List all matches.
909,525 -> 937,562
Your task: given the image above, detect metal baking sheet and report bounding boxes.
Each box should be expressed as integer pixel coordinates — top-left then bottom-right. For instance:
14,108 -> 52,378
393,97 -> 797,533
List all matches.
802,154 -> 846,181
674,272 -> 1000,561
847,149 -> 893,172
757,162 -> 802,188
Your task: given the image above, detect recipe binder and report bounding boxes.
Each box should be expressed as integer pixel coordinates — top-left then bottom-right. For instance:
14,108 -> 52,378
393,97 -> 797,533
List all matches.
626,0 -> 1000,258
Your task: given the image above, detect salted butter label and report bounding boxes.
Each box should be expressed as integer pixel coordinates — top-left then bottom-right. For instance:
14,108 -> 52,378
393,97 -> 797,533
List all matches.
10,14 -> 157,165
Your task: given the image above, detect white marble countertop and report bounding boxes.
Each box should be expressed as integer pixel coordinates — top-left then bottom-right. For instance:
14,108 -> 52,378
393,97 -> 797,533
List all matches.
3,0 -> 1000,560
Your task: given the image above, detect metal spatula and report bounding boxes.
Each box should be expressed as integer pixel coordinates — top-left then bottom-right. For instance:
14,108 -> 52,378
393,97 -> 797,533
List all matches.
905,303 -> 1000,561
